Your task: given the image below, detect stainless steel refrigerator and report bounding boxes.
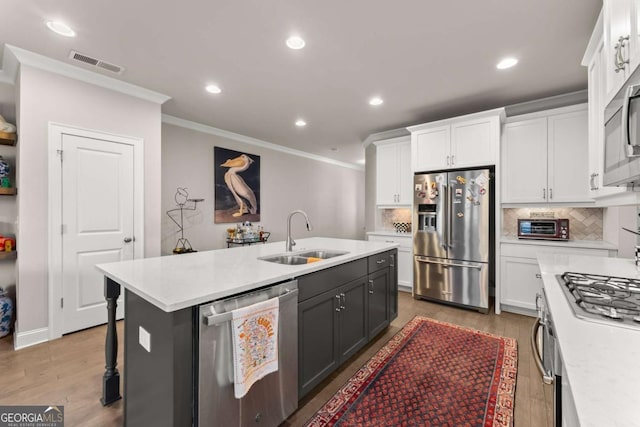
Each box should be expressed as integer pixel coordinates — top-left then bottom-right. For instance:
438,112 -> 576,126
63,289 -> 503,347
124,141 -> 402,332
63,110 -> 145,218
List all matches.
413,168 -> 493,312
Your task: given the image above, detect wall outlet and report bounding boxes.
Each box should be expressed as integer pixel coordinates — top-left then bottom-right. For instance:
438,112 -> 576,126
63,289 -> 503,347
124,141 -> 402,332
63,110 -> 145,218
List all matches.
139,326 -> 151,353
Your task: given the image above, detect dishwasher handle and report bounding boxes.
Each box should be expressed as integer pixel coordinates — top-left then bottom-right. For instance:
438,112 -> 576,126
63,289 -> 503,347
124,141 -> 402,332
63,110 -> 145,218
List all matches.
204,288 -> 298,326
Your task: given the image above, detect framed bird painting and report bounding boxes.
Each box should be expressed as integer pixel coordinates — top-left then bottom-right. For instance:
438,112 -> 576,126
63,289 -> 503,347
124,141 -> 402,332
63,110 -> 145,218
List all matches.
214,147 -> 261,223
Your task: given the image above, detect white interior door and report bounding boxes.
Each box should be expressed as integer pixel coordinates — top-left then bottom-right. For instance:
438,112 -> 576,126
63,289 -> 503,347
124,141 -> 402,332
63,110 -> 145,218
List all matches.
61,133 -> 134,334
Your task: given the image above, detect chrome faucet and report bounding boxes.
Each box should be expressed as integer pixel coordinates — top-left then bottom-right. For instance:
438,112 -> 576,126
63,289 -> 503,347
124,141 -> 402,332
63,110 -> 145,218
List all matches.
286,210 -> 312,252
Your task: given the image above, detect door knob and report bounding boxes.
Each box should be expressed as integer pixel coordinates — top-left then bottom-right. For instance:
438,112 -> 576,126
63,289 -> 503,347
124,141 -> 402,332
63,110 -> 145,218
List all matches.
124,237 -> 133,243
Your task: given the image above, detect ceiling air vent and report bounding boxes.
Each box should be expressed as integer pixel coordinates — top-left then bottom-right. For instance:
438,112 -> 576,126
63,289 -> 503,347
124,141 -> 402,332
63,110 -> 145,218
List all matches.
68,50 -> 124,75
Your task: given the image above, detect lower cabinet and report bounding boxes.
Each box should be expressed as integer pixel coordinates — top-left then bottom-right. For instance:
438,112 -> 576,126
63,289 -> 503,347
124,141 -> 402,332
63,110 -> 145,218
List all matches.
297,250 -> 397,398
500,242 -> 617,315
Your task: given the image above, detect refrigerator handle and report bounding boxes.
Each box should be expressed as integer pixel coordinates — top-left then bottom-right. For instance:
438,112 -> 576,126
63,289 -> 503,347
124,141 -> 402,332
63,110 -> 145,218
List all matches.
442,182 -> 449,249
446,183 -> 453,249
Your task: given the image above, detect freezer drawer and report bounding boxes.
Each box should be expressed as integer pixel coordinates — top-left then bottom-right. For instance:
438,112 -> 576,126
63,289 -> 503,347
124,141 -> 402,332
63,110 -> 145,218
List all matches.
198,280 -> 298,427
414,256 -> 488,311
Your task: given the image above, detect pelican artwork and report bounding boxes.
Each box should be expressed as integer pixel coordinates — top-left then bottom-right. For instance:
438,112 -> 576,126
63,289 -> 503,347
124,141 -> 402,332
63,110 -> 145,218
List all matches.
220,154 -> 258,217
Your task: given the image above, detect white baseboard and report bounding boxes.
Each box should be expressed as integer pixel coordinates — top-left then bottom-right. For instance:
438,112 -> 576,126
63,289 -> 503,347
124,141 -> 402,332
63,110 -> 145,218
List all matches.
14,327 -> 49,350
398,284 -> 412,293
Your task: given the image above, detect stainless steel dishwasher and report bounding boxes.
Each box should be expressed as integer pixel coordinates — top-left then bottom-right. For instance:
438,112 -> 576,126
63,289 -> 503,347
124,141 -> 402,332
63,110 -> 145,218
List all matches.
197,280 -> 298,426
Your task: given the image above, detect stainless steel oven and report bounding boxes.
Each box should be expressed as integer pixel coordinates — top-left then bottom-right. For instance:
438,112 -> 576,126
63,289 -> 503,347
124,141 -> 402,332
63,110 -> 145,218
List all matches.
531,289 -> 562,427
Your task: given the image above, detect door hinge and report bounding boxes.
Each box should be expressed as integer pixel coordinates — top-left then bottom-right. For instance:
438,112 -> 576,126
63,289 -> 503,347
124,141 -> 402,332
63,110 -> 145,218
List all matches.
57,149 -> 63,161
60,298 -> 63,308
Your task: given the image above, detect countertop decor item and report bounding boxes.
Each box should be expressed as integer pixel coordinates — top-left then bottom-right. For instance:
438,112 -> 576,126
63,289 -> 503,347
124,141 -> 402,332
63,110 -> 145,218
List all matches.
166,187 -> 204,254
304,316 -> 517,427
392,222 -> 411,233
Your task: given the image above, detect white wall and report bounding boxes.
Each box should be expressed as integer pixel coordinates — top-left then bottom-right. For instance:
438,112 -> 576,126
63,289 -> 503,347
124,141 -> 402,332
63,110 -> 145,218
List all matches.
161,123 -> 365,254
16,65 -> 162,334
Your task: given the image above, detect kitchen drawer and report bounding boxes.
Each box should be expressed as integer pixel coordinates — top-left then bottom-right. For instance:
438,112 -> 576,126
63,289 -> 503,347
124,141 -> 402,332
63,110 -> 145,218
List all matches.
297,258 -> 367,302
368,251 -> 392,273
501,242 -> 613,259
367,234 -> 412,250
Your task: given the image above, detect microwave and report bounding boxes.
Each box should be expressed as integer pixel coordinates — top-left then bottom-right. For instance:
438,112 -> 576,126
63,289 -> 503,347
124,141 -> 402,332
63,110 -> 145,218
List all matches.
603,63 -> 640,186
517,219 -> 569,241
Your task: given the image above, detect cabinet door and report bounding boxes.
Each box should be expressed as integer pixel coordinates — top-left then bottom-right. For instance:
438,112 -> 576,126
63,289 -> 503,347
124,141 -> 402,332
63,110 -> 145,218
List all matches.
397,248 -> 412,289
397,141 -> 413,204
500,256 -> 542,312
604,0 -> 633,102
389,252 -> 398,321
547,109 -> 592,203
337,278 -> 368,361
298,290 -> 340,397
367,269 -> 390,338
376,143 -> 399,205
451,117 -> 497,168
502,118 -> 548,203
413,125 -> 450,172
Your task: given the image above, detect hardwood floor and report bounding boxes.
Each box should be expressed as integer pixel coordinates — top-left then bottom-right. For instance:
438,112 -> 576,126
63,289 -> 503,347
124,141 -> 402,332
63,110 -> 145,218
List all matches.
0,292 -> 552,426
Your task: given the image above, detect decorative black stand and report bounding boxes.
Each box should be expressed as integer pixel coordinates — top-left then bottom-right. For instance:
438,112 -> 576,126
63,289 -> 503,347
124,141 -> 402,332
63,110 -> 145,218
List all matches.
101,277 -> 122,406
166,187 -> 204,254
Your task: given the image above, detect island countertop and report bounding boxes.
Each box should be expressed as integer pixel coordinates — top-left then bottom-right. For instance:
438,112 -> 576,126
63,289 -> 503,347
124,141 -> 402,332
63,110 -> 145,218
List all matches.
537,253 -> 640,427
96,237 -> 398,312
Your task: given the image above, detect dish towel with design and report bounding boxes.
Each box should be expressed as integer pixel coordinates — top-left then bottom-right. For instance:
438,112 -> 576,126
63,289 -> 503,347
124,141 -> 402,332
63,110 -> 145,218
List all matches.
231,296 -> 279,399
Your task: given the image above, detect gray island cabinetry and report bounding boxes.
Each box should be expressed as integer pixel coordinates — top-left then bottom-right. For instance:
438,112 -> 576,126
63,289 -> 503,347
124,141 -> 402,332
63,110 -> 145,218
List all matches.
96,237 -> 398,427
298,250 -> 397,398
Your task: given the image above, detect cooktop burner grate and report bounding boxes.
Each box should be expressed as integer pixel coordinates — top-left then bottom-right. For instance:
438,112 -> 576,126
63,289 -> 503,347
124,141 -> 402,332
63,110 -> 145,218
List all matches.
558,272 -> 640,330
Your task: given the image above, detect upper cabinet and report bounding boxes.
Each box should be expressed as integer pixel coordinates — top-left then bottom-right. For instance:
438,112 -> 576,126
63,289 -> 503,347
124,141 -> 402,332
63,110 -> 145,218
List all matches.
502,105 -> 591,204
603,0 -> 640,102
583,13 -> 628,200
374,136 -> 411,206
408,109 -> 504,173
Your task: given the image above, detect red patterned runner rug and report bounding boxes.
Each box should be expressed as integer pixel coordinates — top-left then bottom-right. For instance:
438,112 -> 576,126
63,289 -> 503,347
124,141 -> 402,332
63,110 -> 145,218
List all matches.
305,316 -> 517,427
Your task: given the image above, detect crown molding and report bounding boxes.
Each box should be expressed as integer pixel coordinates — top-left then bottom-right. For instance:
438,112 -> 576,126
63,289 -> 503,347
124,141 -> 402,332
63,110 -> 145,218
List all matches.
162,114 -> 364,171
363,127 -> 410,148
2,44 -> 171,104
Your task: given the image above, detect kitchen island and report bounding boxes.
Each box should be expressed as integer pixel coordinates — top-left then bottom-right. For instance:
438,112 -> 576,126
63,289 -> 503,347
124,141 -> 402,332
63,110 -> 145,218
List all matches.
537,254 -> 640,427
96,237 -> 398,426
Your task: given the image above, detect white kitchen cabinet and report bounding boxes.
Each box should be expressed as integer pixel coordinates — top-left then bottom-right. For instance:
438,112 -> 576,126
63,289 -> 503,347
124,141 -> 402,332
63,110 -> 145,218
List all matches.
408,108 -> 504,172
583,12 -> 629,200
500,242 -> 617,314
502,105 -> 591,204
366,233 -> 412,290
374,137 -> 411,206
603,0 -> 634,102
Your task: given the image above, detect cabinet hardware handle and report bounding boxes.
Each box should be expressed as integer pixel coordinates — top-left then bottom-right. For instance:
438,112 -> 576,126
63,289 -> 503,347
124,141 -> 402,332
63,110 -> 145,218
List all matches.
340,293 -> 346,310
451,155 -> 455,165
390,254 -> 395,267
335,295 -> 341,312
446,155 -> 450,166
368,280 -> 374,294
549,188 -> 553,199
595,173 -> 599,190
542,188 -> 546,200
615,35 -> 630,72
376,259 -> 386,264
535,273 -> 542,279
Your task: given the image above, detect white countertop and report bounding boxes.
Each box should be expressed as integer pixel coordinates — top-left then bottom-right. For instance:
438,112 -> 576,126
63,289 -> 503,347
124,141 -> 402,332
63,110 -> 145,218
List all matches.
502,236 -> 618,251
96,237 -> 398,312
537,254 -> 640,427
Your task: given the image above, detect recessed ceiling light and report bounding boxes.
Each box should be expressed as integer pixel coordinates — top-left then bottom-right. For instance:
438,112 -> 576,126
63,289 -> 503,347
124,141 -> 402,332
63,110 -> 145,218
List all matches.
286,36 -> 306,50
496,57 -> 518,70
45,21 -> 76,37
295,119 -> 307,127
205,84 -> 222,94
369,96 -> 384,106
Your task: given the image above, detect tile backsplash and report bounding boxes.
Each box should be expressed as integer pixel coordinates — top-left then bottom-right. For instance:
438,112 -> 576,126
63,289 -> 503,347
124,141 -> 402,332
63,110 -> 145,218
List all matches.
379,208 -> 412,232
502,207 -> 604,240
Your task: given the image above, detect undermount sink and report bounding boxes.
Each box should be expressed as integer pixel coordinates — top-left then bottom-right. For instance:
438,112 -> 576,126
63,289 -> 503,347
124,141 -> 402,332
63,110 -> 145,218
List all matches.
295,250 -> 349,259
259,249 -> 349,265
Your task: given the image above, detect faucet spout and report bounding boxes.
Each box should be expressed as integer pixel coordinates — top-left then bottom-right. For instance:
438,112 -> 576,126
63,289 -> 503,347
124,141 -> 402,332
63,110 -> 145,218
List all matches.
286,210 -> 312,252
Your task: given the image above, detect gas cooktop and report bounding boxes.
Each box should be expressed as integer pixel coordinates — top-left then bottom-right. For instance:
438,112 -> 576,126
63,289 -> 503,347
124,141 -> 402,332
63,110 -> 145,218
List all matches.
557,272 -> 640,331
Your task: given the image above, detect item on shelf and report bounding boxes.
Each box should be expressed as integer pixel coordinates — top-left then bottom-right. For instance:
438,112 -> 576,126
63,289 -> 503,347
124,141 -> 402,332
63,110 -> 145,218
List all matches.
0,156 -> 10,178
0,287 -> 13,338
392,222 -> 411,233
166,187 -> 204,254
0,115 -> 16,134
0,236 -> 15,252
0,177 -> 9,188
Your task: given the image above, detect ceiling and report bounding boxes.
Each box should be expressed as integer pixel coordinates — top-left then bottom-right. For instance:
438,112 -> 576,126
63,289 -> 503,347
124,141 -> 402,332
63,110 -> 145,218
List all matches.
0,0 -> 601,165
